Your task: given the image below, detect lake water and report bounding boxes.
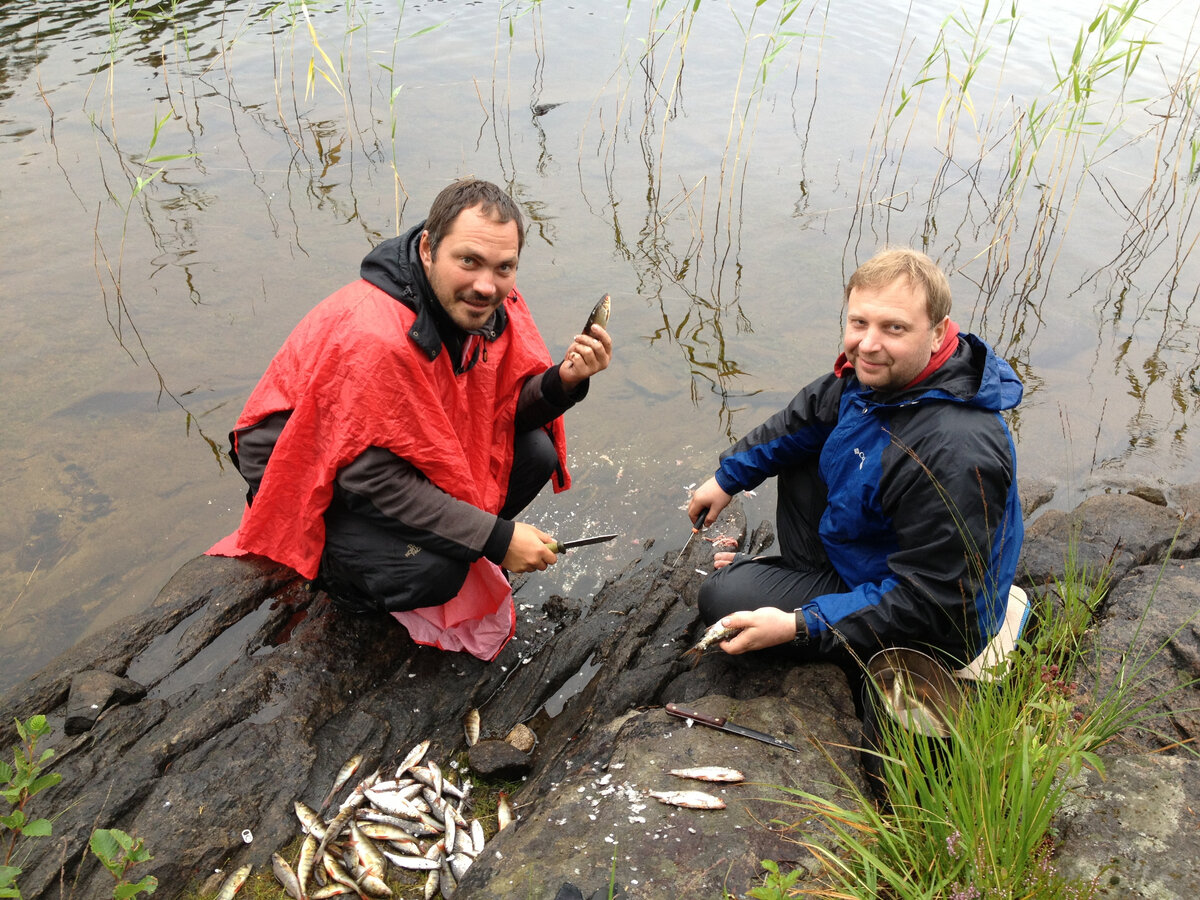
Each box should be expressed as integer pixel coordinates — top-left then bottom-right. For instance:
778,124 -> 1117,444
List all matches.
2,0 -> 1198,694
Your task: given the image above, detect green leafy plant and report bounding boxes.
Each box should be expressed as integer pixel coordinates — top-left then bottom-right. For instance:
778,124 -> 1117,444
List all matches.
745,859 -> 803,899
90,829 -> 158,899
0,715 -> 62,898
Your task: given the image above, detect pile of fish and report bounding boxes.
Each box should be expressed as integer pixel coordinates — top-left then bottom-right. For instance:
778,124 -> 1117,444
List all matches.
268,736 -> 512,899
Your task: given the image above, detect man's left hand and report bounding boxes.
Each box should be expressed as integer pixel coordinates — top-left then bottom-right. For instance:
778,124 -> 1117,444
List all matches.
716,608 -> 798,654
560,324 -> 612,389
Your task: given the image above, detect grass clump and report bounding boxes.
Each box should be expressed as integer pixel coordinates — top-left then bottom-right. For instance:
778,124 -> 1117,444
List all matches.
750,547 -> 1196,899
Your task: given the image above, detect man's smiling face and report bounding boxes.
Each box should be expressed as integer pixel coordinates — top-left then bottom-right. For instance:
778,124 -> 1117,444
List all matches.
420,204 -> 520,331
843,275 -> 948,392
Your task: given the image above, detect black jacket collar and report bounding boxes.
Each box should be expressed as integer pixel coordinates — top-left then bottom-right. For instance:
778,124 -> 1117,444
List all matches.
359,222 -> 509,367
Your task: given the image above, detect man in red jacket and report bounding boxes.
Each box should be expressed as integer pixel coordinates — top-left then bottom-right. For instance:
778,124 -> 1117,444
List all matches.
211,179 -> 612,652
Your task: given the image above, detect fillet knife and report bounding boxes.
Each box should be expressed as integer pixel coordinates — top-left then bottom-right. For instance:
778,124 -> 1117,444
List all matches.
665,702 -> 801,753
545,533 -> 619,554
672,507 -> 710,568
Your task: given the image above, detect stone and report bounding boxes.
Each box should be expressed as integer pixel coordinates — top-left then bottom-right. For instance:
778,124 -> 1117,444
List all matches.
64,670 -> 146,735
466,739 -> 533,779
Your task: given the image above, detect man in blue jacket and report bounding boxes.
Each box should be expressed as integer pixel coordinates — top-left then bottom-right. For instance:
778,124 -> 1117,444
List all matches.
686,248 -> 1023,667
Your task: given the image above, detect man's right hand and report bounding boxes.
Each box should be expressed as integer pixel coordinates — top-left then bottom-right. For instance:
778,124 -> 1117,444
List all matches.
503,521 -> 558,573
687,477 -> 732,528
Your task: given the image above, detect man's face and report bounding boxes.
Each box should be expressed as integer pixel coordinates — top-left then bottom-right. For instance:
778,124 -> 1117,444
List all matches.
420,205 -> 520,331
843,276 -> 949,392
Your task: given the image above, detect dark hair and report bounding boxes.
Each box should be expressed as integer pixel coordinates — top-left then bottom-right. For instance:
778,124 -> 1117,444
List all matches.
845,247 -> 952,323
424,178 -> 525,258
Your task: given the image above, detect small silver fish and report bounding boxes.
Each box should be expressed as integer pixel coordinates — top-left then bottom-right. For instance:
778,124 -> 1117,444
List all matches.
583,293 -> 610,336
395,739 -> 431,778
423,867 -> 440,900
668,766 -> 745,783
272,852 -> 302,900
648,789 -> 726,810
213,863 -> 252,900
684,620 -> 742,663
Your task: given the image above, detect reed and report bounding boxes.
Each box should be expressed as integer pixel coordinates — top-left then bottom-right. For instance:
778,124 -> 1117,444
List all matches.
748,540 -> 1196,899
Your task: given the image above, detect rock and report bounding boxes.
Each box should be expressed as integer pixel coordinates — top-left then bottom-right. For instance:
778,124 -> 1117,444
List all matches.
505,722 -> 537,752
466,739 -> 533,779
2,485 -> 1200,898
1054,752 -> 1200,898
64,670 -> 146,735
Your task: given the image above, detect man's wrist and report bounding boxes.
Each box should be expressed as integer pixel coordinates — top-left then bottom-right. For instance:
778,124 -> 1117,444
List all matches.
792,609 -> 810,646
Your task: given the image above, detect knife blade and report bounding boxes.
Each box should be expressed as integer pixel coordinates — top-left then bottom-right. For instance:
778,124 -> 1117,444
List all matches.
545,533 -> 619,554
672,507 -> 709,568
665,702 -> 801,753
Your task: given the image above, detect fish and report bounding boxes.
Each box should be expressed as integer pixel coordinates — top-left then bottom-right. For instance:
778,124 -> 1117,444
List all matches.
583,293 -> 611,336
349,821 -> 387,882
394,739 -> 431,778
463,708 -> 480,746
322,851 -> 360,893
423,867 -> 440,900
272,851 -> 303,900
668,766 -> 745,783
295,832 -> 318,898
294,800 -> 326,839
449,851 -> 473,882
320,753 -> 364,812
648,789 -> 727,810
380,849 -> 441,871
213,863 -> 252,900
284,735 -> 514,900
496,791 -> 513,831
310,884 -> 354,899
683,620 -> 743,664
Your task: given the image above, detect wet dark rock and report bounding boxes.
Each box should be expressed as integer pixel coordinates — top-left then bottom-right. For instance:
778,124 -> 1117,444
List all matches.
0,482 -> 1198,898
465,739 -> 533,779
64,670 -> 146,735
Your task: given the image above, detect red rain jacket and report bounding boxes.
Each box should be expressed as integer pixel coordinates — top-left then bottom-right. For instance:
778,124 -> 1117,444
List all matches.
211,278 -> 569,579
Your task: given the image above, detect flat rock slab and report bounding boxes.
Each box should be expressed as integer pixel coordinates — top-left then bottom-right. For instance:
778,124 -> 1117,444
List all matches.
2,485 -> 1200,898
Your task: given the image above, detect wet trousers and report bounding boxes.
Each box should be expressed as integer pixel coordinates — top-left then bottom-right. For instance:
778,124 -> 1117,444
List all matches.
317,428 -> 559,614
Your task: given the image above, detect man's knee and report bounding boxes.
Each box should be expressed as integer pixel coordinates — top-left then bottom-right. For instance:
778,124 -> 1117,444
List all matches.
698,567 -> 741,625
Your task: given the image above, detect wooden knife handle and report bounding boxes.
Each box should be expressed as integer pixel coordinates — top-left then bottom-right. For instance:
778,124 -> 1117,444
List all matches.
665,703 -> 727,727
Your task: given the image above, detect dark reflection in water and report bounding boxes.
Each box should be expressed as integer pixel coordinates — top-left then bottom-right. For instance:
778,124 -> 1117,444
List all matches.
2,0 -> 1199,694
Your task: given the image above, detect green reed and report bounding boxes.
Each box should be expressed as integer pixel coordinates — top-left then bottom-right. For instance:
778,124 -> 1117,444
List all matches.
750,542 -> 1196,900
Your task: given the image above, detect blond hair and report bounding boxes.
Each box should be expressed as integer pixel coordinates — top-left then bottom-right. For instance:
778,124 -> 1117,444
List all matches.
845,248 -> 952,323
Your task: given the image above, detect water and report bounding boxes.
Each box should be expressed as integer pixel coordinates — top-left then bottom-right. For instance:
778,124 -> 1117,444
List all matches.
2,0 -> 1199,695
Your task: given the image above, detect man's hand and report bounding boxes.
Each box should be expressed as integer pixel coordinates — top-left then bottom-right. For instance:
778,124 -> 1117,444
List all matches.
687,477 -> 732,529
560,324 -> 612,390
503,521 -> 559,573
715,608 -> 798,654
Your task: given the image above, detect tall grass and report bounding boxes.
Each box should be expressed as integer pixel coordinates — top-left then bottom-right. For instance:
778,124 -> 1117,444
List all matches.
750,548 -> 1198,899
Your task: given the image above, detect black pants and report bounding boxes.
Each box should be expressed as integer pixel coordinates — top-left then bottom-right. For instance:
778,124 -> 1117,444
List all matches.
698,458 -> 848,633
317,428 -> 559,614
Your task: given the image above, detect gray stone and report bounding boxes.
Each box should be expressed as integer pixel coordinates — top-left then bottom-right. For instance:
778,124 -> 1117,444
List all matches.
1053,753 -> 1200,898
64,670 -> 146,735
466,739 -> 533,779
